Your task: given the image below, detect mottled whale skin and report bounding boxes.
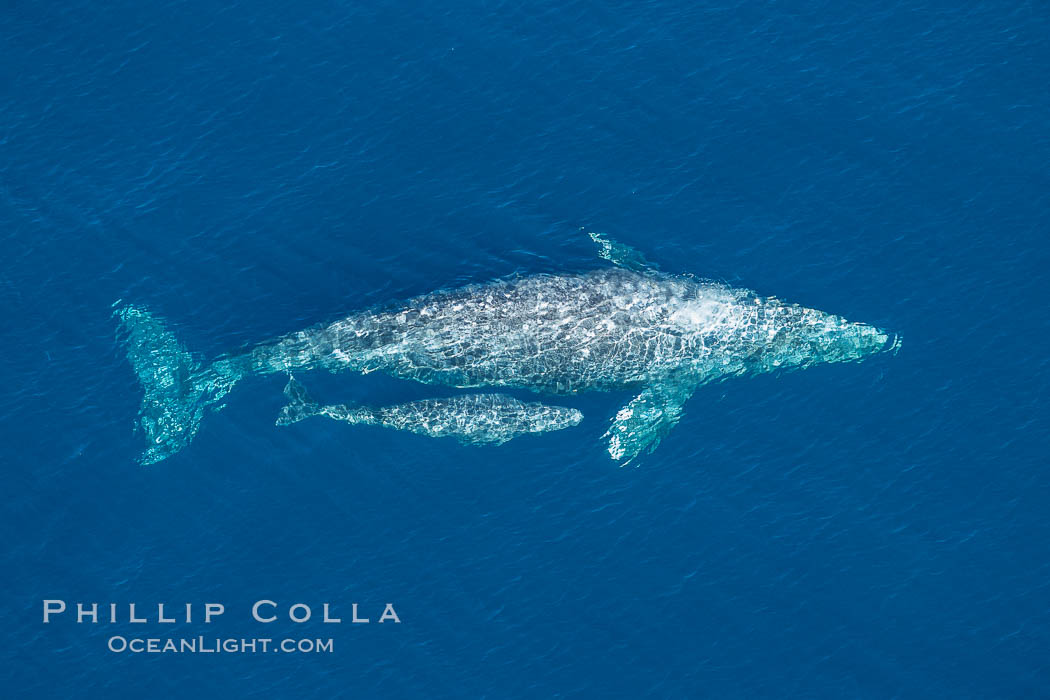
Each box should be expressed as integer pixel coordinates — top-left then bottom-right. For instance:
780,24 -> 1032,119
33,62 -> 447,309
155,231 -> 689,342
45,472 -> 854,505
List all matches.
276,377 -> 583,445
116,233 -> 896,465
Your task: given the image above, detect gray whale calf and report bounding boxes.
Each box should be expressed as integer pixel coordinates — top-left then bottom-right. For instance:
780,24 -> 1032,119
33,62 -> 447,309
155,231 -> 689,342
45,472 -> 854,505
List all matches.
117,233 -> 897,465
276,377 -> 583,445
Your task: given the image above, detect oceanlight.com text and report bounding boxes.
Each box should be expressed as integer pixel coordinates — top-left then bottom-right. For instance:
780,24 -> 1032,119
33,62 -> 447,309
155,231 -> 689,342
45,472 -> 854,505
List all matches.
107,636 -> 334,654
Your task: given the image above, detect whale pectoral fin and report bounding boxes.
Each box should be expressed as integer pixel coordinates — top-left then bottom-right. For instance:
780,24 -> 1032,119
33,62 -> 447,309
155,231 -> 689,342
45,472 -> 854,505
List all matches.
603,385 -> 693,465
587,231 -> 659,272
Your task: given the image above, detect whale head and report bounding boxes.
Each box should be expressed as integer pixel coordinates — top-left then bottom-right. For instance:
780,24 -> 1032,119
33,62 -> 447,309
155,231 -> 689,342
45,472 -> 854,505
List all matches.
548,406 -> 585,430
805,317 -> 895,364
524,404 -> 585,434
753,305 -> 897,374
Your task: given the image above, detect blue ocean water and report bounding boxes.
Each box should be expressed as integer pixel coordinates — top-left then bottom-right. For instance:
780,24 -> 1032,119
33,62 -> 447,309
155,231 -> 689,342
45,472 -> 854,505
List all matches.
3,0 -> 1048,696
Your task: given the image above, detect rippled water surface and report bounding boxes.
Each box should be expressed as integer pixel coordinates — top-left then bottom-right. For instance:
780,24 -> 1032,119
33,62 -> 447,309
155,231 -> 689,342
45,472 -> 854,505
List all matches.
3,0 -> 1048,697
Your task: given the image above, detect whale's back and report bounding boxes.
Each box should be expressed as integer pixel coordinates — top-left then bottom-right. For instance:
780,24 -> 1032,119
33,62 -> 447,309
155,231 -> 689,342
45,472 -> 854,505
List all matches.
336,268 -> 704,393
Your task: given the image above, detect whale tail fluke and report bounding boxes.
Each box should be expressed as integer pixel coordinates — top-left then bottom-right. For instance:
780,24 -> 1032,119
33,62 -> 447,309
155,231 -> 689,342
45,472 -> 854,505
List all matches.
116,305 -> 244,465
276,376 -> 323,426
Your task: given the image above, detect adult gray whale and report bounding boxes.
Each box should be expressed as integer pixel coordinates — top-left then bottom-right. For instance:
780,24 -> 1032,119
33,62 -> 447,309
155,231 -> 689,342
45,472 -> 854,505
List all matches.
276,377 -> 583,445
116,233 -> 897,465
